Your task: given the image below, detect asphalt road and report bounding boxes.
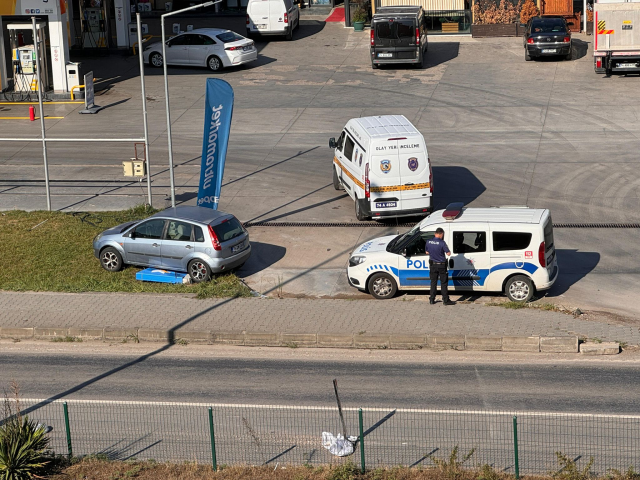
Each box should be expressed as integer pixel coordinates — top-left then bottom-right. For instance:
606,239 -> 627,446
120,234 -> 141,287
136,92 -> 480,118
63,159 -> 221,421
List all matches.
3,347 -> 639,414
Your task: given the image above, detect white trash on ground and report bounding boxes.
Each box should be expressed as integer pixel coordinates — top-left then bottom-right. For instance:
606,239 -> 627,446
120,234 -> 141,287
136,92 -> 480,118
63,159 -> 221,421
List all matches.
321,432 -> 358,457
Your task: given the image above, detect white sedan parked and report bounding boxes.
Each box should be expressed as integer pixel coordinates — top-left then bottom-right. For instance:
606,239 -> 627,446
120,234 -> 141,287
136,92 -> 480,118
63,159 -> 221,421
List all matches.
143,28 -> 257,72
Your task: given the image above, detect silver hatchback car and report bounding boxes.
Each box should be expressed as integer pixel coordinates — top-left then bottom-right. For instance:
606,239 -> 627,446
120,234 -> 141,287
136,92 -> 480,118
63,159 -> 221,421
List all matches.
93,206 -> 251,282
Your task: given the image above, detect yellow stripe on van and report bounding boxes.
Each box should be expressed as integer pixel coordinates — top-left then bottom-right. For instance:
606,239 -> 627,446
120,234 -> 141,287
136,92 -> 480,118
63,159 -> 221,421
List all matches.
334,157 -> 364,189
333,157 -> 430,193
371,183 -> 430,193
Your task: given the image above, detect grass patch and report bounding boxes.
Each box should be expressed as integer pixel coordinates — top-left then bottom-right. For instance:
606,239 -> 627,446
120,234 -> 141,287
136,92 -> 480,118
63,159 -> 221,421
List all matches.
487,301 -> 527,309
0,208 -> 250,298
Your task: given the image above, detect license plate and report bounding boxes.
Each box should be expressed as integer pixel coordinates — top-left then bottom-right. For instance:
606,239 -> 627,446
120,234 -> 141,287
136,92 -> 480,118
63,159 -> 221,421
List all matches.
618,63 -> 637,68
232,242 -> 244,253
256,24 -> 266,29
378,53 -> 392,58
541,49 -> 556,53
376,202 -> 397,208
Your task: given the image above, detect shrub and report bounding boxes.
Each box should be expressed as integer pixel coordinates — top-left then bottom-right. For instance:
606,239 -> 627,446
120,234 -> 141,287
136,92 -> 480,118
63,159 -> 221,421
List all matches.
473,0 -> 522,24
0,415 -> 51,480
519,0 -> 539,24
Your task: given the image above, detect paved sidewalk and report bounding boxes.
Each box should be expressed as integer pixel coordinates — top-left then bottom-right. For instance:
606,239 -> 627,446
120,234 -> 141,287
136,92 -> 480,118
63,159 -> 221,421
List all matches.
0,291 -> 637,345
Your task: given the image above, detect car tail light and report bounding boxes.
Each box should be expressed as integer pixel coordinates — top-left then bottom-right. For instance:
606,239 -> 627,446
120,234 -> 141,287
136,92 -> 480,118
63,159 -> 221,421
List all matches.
246,14 -> 250,25
563,36 -> 570,43
208,225 -> 222,251
370,29 -> 375,46
226,46 -> 239,50
428,160 -> 433,194
596,58 -> 602,68
538,241 -> 546,267
527,37 -> 534,44
365,163 -> 370,199
284,12 -> 289,24
416,27 -> 420,45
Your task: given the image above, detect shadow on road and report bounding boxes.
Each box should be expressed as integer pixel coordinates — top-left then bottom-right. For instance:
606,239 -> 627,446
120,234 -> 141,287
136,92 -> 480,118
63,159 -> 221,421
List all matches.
236,241 -> 286,277
544,249 -> 600,297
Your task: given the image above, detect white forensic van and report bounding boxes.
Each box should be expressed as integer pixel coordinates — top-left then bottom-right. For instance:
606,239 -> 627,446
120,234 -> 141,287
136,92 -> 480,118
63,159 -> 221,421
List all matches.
347,203 -> 559,302
246,0 -> 300,40
329,115 -> 433,221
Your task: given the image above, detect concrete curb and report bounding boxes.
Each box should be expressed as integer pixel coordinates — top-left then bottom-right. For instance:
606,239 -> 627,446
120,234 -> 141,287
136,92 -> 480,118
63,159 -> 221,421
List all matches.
0,327 -> 590,353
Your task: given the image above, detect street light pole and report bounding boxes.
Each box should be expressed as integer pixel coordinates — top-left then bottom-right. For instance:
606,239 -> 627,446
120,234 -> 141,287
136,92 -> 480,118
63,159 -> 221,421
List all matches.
137,13 -> 153,208
160,0 -> 216,208
32,17 -> 51,211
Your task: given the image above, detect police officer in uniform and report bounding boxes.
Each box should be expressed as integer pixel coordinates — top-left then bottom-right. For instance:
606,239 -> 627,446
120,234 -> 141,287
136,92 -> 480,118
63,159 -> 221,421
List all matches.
425,228 -> 456,306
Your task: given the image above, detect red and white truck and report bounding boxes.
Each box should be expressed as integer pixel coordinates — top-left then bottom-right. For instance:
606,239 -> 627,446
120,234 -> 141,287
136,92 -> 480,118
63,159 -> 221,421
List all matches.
593,0 -> 640,75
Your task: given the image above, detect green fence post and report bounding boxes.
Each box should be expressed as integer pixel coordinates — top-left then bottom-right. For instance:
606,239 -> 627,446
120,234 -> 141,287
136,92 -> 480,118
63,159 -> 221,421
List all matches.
358,408 -> 365,474
208,407 -> 217,471
513,415 -> 520,480
63,402 -> 73,459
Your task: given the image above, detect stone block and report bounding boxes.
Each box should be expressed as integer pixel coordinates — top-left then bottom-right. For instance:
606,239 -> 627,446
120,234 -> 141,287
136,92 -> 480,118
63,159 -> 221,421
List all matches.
0,327 -> 34,338
427,335 -> 465,350
244,332 -> 280,346
104,328 -> 138,341
68,328 -> 104,339
281,333 -> 317,347
138,329 -> 170,342
540,336 -> 579,353
34,327 -> 69,339
173,330 -> 211,343
211,332 -> 245,345
354,334 -> 390,349
465,336 -> 502,351
389,334 -> 426,349
317,334 -> 354,348
502,336 -> 540,352
580,342 -> 620,355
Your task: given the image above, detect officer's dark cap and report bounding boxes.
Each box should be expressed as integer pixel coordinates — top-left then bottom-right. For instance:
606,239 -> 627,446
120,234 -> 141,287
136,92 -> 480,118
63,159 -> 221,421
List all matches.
436,227 -> 445,234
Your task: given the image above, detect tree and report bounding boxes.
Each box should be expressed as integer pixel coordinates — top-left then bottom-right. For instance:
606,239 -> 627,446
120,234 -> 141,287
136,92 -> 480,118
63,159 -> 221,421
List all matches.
520,0 -> 540,24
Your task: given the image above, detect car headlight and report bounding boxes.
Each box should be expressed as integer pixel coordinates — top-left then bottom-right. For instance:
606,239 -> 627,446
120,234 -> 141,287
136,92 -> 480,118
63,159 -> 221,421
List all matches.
93,232 -> 103,243
349,255 -> 367,267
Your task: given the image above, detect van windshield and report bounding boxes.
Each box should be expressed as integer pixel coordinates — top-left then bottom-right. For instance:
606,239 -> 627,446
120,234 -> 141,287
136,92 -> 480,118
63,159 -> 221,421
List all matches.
387,223 -> 421,252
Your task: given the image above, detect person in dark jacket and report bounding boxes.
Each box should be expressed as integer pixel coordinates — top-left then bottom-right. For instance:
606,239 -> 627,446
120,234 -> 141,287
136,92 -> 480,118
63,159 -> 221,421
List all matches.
425,227 -> 456,305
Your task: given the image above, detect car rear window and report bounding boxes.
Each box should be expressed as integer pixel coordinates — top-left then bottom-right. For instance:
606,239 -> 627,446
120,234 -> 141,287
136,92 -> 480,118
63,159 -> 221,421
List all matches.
211,217 -> 245,242
396,20 -> 414,38
492,232 -> 532,251
531,19 -> 566,33
216,32 -> 244,43
375,22 -> 393,39
544,217 -> 554,251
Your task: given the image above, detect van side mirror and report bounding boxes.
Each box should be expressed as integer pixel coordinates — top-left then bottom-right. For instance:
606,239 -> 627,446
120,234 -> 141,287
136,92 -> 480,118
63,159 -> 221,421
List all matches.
401,248 -> 407,257
329,137 -> 336,149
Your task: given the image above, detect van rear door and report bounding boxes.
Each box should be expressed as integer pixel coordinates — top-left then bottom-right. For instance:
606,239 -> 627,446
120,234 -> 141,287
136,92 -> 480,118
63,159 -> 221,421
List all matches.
370,140 -> 403,214
394,18 -> 419,60
249,0 -> 270,31
397,139 -> 430,213
269,0 -> 284,31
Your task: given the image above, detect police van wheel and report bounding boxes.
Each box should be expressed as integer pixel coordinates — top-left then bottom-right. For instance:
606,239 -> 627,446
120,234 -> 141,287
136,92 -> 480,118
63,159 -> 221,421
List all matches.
333,168 -> 343,190
368,273 -> 397,300
505,275 -> 533,303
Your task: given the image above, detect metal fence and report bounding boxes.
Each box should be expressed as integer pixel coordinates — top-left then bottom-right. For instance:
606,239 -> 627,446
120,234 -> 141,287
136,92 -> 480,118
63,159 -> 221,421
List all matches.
5,399 -> 640,475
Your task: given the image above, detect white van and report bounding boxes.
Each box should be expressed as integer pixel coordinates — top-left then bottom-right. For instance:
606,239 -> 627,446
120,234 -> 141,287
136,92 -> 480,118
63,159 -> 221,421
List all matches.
329,115 -> 433,221
347,203 -> 559,302
246,0 -> 300,40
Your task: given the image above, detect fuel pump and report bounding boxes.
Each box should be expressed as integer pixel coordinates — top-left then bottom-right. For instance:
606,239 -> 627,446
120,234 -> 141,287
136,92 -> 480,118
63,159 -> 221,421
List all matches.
80,0 -> 108,48
7,22 -> 50,95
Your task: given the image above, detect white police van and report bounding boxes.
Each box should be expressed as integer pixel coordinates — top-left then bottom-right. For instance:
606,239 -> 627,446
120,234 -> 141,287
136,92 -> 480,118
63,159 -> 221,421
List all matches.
329,115 -> 433,221
347,203 -> 558,302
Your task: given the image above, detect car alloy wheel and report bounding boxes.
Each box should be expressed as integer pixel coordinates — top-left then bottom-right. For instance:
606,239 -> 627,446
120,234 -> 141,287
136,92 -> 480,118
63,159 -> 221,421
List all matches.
189,260 -> 211,282
100,247 -> 123,272
208,56 -> 222,72
372,276 -> 393,297
150,53 -> 163,67
506,275 -> 533,302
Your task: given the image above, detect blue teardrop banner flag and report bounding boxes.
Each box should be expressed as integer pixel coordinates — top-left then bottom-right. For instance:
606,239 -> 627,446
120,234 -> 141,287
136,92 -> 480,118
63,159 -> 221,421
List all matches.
197,79 -> 234,210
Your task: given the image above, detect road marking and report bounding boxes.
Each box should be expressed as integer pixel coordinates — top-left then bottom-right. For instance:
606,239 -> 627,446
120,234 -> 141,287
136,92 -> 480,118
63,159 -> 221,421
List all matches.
13,398 -> 640,419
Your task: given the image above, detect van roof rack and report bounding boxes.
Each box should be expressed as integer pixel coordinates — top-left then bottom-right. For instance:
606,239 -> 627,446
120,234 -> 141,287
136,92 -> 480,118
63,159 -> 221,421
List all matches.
489,205 -> 530,209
